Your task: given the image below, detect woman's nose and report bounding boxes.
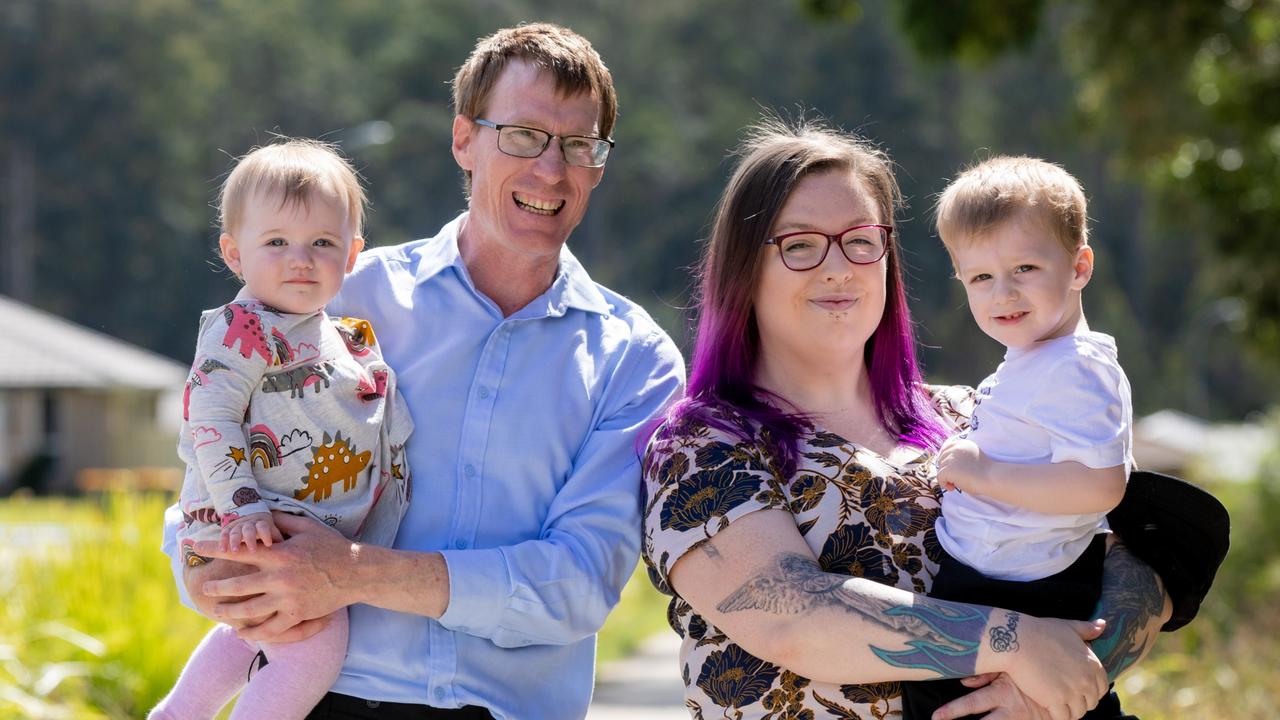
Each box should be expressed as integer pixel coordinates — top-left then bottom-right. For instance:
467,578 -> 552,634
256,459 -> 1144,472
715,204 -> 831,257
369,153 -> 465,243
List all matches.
820,240 -> 856,279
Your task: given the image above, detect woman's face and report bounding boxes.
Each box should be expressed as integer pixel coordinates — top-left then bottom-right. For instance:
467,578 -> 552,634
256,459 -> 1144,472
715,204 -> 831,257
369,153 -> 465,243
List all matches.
752,168 -> 888,368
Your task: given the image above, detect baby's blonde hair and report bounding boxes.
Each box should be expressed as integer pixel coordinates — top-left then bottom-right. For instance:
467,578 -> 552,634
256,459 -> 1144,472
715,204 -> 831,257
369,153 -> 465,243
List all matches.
935,156 -> 1088,259
218,138 -> 365,237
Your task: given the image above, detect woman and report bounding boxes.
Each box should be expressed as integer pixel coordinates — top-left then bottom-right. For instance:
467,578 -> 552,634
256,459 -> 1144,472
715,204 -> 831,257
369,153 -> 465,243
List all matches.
640,118 -> 1170,720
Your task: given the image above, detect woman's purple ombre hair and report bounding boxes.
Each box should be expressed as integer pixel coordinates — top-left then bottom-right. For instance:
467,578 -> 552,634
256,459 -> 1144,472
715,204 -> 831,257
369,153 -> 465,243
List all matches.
663,117 -> 945,476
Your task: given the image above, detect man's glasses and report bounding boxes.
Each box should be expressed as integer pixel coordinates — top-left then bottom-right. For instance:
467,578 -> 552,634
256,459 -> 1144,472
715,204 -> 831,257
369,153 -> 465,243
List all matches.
473,118 -> 614,168
764,224 -> 892,271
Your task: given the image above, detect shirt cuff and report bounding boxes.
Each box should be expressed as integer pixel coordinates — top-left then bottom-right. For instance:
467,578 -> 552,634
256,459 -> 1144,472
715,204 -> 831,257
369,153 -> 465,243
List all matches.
437,547 -> 510,635
220,501 -> 272,524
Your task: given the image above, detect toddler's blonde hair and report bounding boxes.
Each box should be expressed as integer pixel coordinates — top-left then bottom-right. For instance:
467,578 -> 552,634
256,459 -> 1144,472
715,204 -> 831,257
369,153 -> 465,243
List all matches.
935,155 -> 1087,259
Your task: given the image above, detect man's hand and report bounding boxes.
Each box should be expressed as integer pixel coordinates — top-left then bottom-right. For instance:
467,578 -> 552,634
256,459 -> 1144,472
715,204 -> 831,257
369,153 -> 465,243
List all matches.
182,557 -> 263,629
933,673 -> 1053,720
194,511 -> 356,643
936,437 -> 991,493
219,511 -> 283,553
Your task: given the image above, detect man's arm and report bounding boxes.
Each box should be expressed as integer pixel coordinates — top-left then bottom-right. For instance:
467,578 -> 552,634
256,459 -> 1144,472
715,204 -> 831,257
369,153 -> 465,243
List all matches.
199,326 -> 685,646
430,328 -> 685,647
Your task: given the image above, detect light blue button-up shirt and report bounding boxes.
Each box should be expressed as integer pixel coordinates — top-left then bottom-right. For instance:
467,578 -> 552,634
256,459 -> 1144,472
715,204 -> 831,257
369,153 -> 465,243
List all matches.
164,213 -> 684,718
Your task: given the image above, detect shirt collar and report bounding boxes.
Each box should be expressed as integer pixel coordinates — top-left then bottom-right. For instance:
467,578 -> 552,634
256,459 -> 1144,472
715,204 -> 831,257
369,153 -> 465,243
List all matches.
416,212 -> 612,318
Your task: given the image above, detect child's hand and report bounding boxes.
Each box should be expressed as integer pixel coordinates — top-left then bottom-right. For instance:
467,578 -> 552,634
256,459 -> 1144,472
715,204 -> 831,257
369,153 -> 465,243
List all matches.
936,437 -> 991,494
219,512 -> 283,553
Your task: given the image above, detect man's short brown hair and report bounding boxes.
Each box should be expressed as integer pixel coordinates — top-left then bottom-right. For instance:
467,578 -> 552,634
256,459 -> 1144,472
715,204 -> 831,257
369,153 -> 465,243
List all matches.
452,23 -> 617,138
935,156 -> 1088,259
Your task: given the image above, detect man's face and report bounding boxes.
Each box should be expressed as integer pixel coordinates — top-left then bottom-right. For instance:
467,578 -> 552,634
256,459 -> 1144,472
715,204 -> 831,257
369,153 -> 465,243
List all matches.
452,59 -> 606,264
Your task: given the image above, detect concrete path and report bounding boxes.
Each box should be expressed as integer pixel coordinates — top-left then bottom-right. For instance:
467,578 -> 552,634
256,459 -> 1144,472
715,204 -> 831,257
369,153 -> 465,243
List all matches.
588,631 -> 688,719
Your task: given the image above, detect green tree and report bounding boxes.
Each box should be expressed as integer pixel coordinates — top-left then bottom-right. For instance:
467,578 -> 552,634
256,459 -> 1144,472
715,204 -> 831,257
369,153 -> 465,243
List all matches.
808,0 -> 1280,363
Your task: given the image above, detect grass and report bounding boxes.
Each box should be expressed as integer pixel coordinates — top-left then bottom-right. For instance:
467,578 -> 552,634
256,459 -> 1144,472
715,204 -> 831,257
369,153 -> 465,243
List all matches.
0,492 -> 213,719
597,562 -> 673,665
0,492 -> 668,718
2,463 -> 1277,718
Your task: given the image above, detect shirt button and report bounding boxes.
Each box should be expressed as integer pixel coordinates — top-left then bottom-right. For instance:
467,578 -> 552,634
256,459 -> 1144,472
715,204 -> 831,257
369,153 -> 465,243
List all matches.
365,700 -> 381,709
464,464 -> 476,477
478,386 -> 490,399
435,688 -> 446,701
455,539 -> 468,549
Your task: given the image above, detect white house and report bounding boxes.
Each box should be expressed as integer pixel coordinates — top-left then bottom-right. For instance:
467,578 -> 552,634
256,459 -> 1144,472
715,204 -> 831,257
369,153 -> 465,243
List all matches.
0,295 -> 186,494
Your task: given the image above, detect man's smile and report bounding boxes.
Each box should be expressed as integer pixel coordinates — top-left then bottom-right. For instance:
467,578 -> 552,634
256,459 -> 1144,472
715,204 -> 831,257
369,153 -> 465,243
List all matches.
513,192 -> 564,216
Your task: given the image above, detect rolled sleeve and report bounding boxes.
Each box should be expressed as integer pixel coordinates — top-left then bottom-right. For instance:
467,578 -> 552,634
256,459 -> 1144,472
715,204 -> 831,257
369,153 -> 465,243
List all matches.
1029,355 -> 1131,470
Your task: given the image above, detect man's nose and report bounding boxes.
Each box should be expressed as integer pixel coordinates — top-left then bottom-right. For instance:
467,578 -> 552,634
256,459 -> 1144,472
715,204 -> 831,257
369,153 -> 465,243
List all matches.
531,138 -> 568,182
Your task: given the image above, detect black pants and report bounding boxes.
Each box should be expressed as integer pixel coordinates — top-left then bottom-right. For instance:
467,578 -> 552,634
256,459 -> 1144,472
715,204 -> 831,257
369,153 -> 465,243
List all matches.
306,692 -> 494,719
902,534 -> 1134,719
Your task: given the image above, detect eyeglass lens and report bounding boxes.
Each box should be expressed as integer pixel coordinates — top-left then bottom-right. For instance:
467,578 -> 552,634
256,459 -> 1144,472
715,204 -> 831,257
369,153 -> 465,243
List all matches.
777,227 -> 886,269
498,126 -> 609,167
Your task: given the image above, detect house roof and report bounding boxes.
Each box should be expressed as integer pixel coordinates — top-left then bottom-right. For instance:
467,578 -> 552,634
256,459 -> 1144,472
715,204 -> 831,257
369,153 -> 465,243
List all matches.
1,294 -> 187,390
1133,408 -> 1274,482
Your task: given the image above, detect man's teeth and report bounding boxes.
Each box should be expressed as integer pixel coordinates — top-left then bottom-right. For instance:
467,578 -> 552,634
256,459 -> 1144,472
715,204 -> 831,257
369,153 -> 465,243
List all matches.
514,194 -> 563,215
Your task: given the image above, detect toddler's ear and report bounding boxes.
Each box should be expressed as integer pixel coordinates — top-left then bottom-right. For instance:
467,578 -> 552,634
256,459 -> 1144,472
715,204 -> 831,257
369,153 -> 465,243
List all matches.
346,235 -> 366,273
1071,244 -> 1095,290
218,233 -> 243,277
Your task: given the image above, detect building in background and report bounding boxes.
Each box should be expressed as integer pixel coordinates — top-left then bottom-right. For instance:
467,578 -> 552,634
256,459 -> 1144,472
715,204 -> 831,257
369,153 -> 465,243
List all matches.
1133,408 -> 1275,484
0,295 -> 185,494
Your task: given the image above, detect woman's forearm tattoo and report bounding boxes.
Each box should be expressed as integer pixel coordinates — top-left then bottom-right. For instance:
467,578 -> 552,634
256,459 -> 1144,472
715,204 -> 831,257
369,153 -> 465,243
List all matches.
988,611 -> 1020,652
716,552 -> 994,678
1091,541 -> 1165,680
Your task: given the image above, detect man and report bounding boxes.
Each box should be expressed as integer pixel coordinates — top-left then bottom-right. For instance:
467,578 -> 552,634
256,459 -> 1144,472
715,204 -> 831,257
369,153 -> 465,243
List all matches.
163,23 -> 684,719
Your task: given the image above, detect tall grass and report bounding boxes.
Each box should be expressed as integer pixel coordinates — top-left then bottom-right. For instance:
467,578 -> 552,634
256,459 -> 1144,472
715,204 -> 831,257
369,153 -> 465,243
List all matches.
0,492 -> 667,718
1116,452 -> 1280,720
0,493 -> 212,719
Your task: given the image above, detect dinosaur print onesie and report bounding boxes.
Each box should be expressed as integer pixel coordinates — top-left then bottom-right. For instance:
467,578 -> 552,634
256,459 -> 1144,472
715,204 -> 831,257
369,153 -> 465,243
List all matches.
175,295 -> 411,561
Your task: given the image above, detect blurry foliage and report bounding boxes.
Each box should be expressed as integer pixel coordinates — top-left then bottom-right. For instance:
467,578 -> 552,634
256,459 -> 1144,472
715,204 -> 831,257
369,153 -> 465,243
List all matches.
837,0 -> 1280,374
0,494 -> 663,718
1117,427 -> 1280,718
0,493 -> 212,718
1,0 -> 1277,417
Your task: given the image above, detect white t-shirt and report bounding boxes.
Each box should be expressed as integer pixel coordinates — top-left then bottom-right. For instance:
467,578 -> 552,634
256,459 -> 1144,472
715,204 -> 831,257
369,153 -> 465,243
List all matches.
936,331 -> 1133,581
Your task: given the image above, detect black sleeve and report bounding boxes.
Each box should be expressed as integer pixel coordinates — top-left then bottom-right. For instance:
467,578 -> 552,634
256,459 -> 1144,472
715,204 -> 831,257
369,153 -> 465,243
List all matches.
1106,470 -> 1231,631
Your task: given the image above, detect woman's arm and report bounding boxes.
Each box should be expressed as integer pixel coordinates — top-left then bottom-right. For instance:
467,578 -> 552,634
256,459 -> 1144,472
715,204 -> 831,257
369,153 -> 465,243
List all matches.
1091,535 -> 1172,681
931,537 -> 1172,719
668,508 -> 1109,720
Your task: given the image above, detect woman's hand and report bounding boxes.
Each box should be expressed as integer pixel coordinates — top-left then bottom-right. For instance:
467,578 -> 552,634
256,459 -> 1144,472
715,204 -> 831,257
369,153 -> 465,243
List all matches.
990,611 -> 1109,720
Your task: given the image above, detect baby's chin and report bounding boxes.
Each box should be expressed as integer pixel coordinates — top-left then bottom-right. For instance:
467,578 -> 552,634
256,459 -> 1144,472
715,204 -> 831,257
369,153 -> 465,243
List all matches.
251,289 -> 333,315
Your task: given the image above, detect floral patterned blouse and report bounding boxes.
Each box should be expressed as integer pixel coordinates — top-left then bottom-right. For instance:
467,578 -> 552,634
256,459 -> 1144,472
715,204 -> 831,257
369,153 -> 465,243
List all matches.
641,386 -> 975,719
